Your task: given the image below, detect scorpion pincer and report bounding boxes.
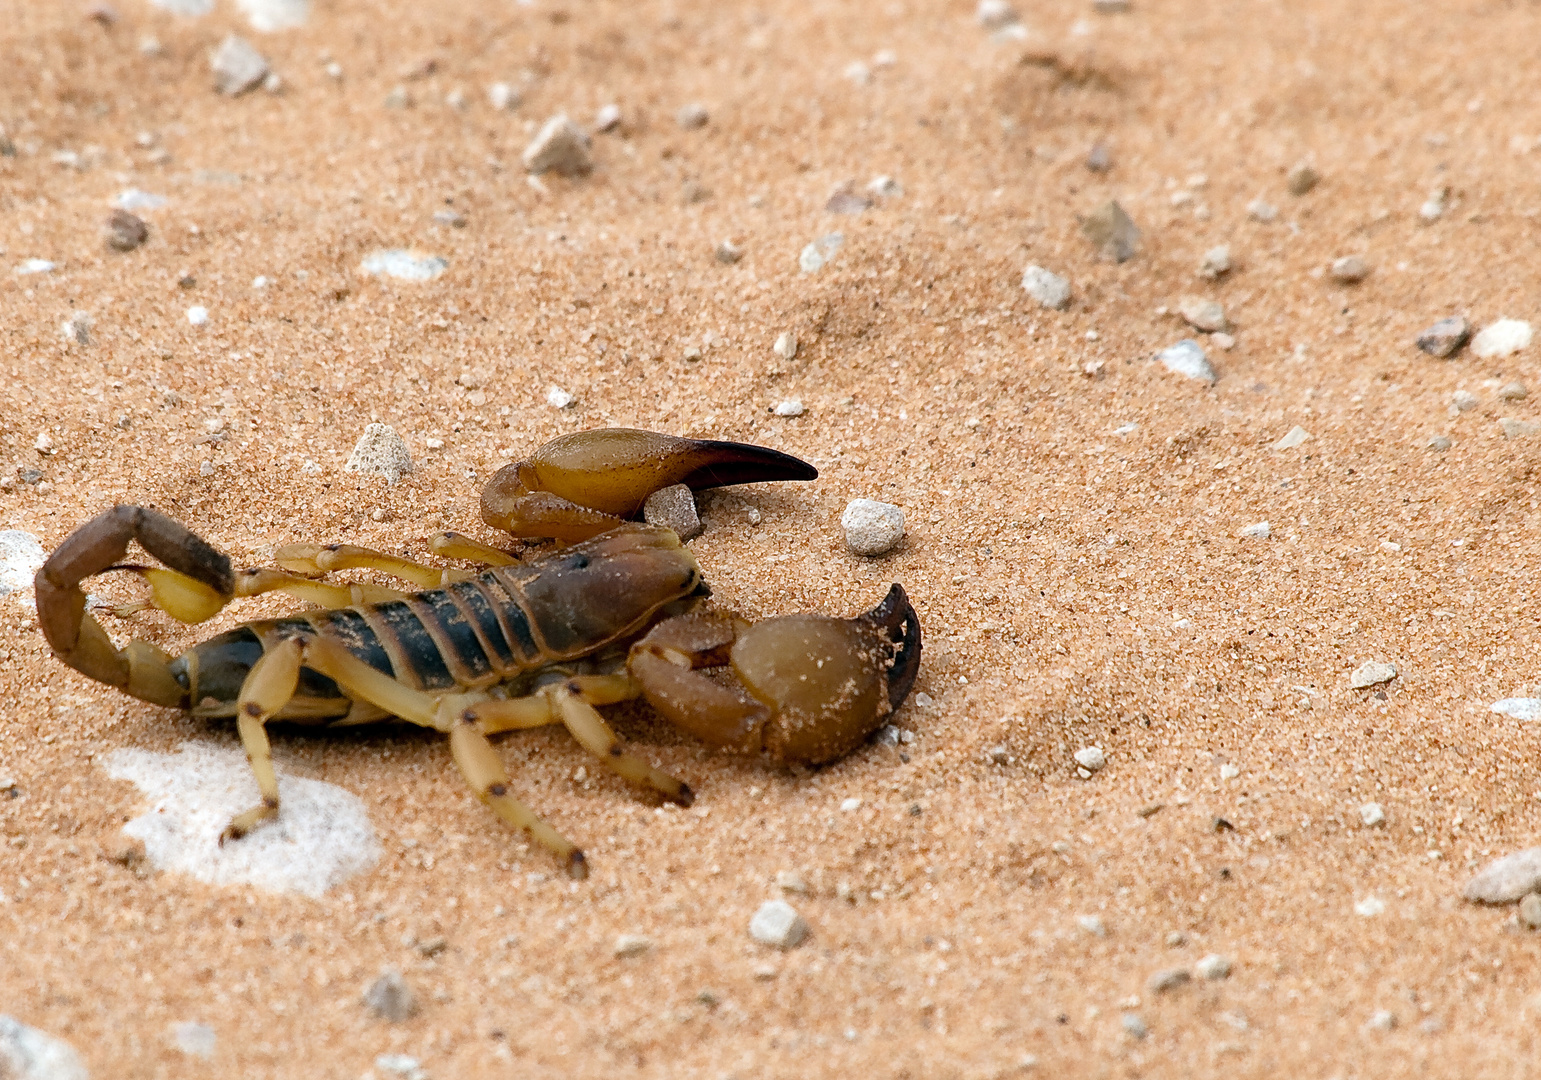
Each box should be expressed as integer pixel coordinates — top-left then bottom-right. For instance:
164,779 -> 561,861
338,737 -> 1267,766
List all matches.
34,429 -> 922,879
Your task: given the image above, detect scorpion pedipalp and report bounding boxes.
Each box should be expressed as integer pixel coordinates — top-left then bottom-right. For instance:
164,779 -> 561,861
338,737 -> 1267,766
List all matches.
480,428 -> 818,540
628,584 -> 923,766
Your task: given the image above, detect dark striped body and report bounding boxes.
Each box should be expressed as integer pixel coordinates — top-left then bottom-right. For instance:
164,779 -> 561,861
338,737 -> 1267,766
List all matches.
172,525 -> 707,722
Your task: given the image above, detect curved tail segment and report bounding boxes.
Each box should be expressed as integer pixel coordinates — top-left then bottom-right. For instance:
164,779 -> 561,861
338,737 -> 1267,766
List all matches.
480,428 -> 818,541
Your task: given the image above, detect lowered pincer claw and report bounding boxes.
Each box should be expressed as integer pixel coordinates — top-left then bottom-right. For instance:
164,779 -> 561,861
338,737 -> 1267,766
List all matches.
480,428 -> 818,541
627,584 -> 922,765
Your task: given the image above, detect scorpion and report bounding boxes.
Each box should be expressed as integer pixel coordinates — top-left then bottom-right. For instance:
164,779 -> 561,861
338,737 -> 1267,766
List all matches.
35,428 -> 921,878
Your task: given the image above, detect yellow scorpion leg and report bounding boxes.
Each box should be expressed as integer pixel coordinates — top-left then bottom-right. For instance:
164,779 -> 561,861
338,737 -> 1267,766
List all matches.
221,636 -> 303,844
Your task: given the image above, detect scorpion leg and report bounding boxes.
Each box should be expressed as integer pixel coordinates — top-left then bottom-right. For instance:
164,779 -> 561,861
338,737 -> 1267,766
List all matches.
481,428 -> 818,541
220,637 -> 303,843
35,504 -> 234,707
428,532 -> 519,567
274,543 -> 466,590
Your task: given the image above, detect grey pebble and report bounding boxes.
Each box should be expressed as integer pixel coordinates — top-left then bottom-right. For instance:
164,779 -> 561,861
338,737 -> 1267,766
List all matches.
1426,435 -> 1452,452
1328,255 -> 1370,284
675,103 -> 710,130
1499,381 -> 1527,401
1178,296 -> 1230,333
1195,953 -> 1232,980
375,1054 -> 429,1080
522,115 -> 593,176
211,34 -> 269,95
841,498 -> 905,556
1500,418 -> 1540,439
1081,200 -> 1140,262
1416,316 -> 1471,358
363,968 -> 419,1022
612,934 -> 654,958
1156,339 -> 1217,384
1465,847 -> 1541,904
1364,1010 -> 1397,1032
825,188 -> 872,215
643,484 -> 702,541
714,240 -> 744,264
1085,140 -> 1112,172
1120,1012 -> 1148,1039
0,1015 -> 87,1080
1021,264 -> 1071,310
1452,390 -> 1479,413
1198,245 -> 1232,280
1146,967 -> 1191,994
106,209 -> 149,251
1286,161 -> 1321,196
1360,802 -> 1386,828
345,424 -> 414,484
169,1021 -> 216,1058
59,311 -> 92,346
975,0 -> 1020,29
749,900 -> 809,949
1520,893 -> 1541,929
1246,198 -> 1277,222
1348,660 -> 1396,690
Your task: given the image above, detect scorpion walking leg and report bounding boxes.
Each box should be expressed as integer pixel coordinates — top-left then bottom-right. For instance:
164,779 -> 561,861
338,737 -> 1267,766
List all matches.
221,637 -> 303,843
548,676 -> 695,806
428,532 -> 519,567
274,543 -> 474,589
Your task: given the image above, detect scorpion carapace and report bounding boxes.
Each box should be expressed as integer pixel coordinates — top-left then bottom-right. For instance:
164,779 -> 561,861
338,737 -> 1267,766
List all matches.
35,429 -> 921,879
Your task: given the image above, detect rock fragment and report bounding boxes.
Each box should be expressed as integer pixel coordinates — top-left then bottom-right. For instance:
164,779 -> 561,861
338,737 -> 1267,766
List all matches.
487,82 -> 520,111
714,240 -> 744,264
0,531 -> 46,595
675,103 -> 710,130
1085,141 -> 1112,172
612,934 -> 654,958
359,250 -> 448,281
594,103 -> 622,132
1472,319 -> 1533,358
1490,698 -> 1541,721
798,232 -> 843,273
1521,894 -> 1541,929
975,0 -> 1020,29
1416,316 -> 1471,358
1328,255 -> 1370,284
105,209 -> 149,251
825,187 -> 872,215
1081,200 -> 1139,262
169,1021 -> 216,1058
771,399 -> 805,417
1237,521 -> 1271,540
866,175 -> 903,198
841,499 -> 905,556
1073,746 -> 1105,773
210,34 -> 269,95
1198,245 -> 1232,280
1246,199 -> 1277,223
1465,848 -> 1541,904
1156,339 -> 1217,384
1272,425 -> 1309,450
1146,967 -> 1191,994
0,1015 -> 87,1080
1121,1013 -> 1148,1039
545,386 -> 575,409
1286,161 -> 1321,196
773,332 -> 798,360
1499,381 -> 1527,401
363,969 -> 419,1022
1419,185 -> 1448,223
1360,803 -> 1386,828
643,484 -> 702,541
1178,296 -> 1229,332
344,423 -> 413,483
1348,660 -> 1396,690
1500,419 -> 1539,439
1452,390 -> 1478,413
1195,954 -> 1232,980
749,900 -> 809,949
1426,435 -> 1452,452
522,115 -> 593,176
59,311 -> 92,346
1021,265 -> 1071,310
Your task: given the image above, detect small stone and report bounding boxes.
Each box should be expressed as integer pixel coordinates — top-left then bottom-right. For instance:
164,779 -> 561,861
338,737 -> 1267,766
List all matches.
1348,660 -> 1397,690
1120,1013 -> 1148,1039
186,305 -> 210,327
1146,967 -> 1191,994
1156,339 -> 1217,384
1195,954 -> 1232,980
1364,1010 -> 1397,1032
1021,265 -> 1071,310
383,86 -> 411,109
1246,198 -> 1277,223
1286,161 -> 1321,196
1198,245 -> 1232,280
432,209 -> 466,228
359,250 -> 448,281
1073,746 -> 1105,773
325,61 -> 343,80
522,115 -> 593,176
1178,296 -> 1229,332
683,345 -> 704,362
749,900 -> 808,949
105,209 -> 149,251
1164,931 -> 1186,948
776,870 -> 808,894
1472,319 -> 1533,358
1416,316 -> 1472,358
975,0 -> 1019,29
1085,141 -> 1112,172
1355,896 -> 1386,917
0,531 -> 46,595
16,259 -> 58,275
59,311 -> 92,346
1328,255 -> 1370,283
1499,381 -> 1527,401
262,71 -> 284,94
1419,185 -> 1448,223
714,240 -> 744,264
1490,698 -> 1541,721
1272,425 -> 1309,450
594,103 -> 622,132
675,103 -> 710,130
1081,200 -> 1140,262
1500,419 -> 1540,439
1076,915 -> 1106,936
680,178 -> 711,205
375,1054 -> 428,1080
643,484 -> 702,541
1238,521 -> 1270,540
840,797 -> 862,812
169,1021 -> 216,1058
987,745 -> 1009,765
1520,893 -> 1541,929
363,968 -> 419,1022
825,188 -> 872,215
841,499 -> 905,556
798,232 -> 843,273
773,332 -> 798,360
210,34 -> 269,95
1426,435 -> 1452,452
1360,802 -> 1386,828
0,1015 -> 88,1080
1452,390 -> 1478,412
613,934 -> 653,958
771,399 -> 805,418
487,82 -> 520,110
344,423 -> 413,484
1465,848 -> 1541,903
545,386 -> 575,409
866,175 -> 903,198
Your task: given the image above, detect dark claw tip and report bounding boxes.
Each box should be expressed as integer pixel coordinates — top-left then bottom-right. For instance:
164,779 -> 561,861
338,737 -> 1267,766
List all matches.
675,782 -> 696,808
567,850 -> 590,880
864,584 -> 922,710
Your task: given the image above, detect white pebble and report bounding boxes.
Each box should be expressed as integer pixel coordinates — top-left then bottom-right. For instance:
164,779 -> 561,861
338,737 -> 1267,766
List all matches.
113,188 -> 167,211
798,232 -> 843,273
1246,198 -> 1277,222
1195,954 -> 1232,980
772,399 -> 805,418
1452,389 -> 1479,412
344,423 -> 414,484
1472,318 -> 1533,358
186,305 -> 209,326
1178,296 -> 1229,332
1021,264 -> 1071,310
168,1021 -> 216,1058
1077,914 -> 1107,936
840,797 -> 862,812
487,81 -> 520,111
1272,425 -> 1309,450
612,934 -> 653,958
522,115 -> 593,176
675,103 -> 710,130
1491,698 -> 1541,721
15,259 -> 57,275
0,1016 -> 87,1080
210,34 -> 269,96
545,386 -> 575,409
1364,1010 -> 1397,1033
59,310 -> 91,345
1354,897 -> 1385,917
594,103 -> 622,132
1237,521 -> 1270,540
375,1054 -> 428,1080
359,249 -> 447,281
1156,339 -> 1217,384
1328,255 -> 1370,283
642,484 -> 702,541
0,531 -> 45,595
1073,746 -> 1105,772
1464,847 -> 1541,903
1359,802 -> 1386,828
773,331 -> 798,359
1219,763 -> 1239,780
976,0 -> 1019,28
1198,245 -> 1232,279
1419,185 -> 1448,223
841,498 -> 905,556
749,900 -> 809,949
866,175 -> 903,198
1348,660 -> 1397,690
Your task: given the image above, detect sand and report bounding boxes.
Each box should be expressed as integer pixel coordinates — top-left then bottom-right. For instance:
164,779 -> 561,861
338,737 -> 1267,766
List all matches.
4,0 -> 1541,1075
